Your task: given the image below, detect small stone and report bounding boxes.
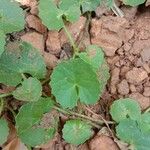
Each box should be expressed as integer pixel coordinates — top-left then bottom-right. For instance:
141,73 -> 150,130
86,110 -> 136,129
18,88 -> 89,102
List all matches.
46,31 -> 61,55
141,47 -> 150,62
89,135 -> 119,150
21,32 -> 44,54
117,80 -> 129,95
143,87 -> 150,97
26,14 -> 47,34
130,84 -> 136,92
123,43 -> 131,51
126,67 -> 148,85
129,92 -> 150,110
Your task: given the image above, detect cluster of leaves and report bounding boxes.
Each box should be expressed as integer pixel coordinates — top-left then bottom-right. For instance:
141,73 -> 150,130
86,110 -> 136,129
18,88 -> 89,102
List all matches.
0,0 -> 149,148
38,0 -> 101,30
110,98 -> 150,150
0,0 -> 25,56
0,0 -> 109,147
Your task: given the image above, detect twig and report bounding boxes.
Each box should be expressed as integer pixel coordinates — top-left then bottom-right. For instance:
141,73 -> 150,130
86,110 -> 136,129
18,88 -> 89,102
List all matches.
53,106 -> 114,126
0,92 -> 12,98
111,1 -> 124,17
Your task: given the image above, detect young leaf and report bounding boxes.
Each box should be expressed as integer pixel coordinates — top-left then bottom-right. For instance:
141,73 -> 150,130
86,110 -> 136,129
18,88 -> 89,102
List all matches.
19,128 -> 55,147
116,118 -> 141,143
138,112 -> 150,134
133,133 -> 150,150
16,97 -> 54,132
50,58 -> 100,108
0,42 -> 46,80
79,45 -> 104,71
0,0 -> 25,33
59,0 -> 81,22
13,77 -> 42,102
62,120 -> 93,145
16,97 -> 55,146
110,98 -> 141,122
0,119 -> 9,145
0,31 -> 6,57
78,0 -> 101,13
38,0 -> 64,30
0,66 -> 22,86
123,0 -> 146,6
116,118 -> 150,150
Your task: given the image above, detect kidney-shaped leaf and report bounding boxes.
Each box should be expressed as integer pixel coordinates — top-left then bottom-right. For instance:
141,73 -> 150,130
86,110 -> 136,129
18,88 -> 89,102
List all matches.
79,45 -> 104,71
59,0 -> 81,22
16,97 -> 55,146
116,118 -> 141,143
0,42 -> 46,80
13,77 -> 42,102
38,0 -> 64,30
0,119 -> 9,145
62,119 -> 93,145
110,98 -> 141,122
0,0 -> 25,33
138,112 -> 150,134
78,0 -> 101,13
123,0 -> 146,6
50,58 -> 100,108
0,31 -> 6,57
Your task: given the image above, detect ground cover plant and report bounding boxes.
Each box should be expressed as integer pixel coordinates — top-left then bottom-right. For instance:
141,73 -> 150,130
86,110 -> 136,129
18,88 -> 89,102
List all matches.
0,0 -> 150,149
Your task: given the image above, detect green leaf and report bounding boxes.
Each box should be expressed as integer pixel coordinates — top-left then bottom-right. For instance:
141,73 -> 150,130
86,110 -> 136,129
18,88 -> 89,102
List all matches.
79,0 -> 101,13
123,0 -> 146,6
38,0 -> 64,30
0,42 -> 46,82
138,112 -> 150,134
0,119 -> 9,145
0,31 -> 6,57
19,128 -> 55,147
133,133 -> 150,150
0,0 -> 25,33
116,118 -> 141,144
0,66 -> 22,86
16,97 -> 54,131
97,61 -> 110,96
13,77 -> 42,102
59,0 -> 81,22
79,45 -> 104,71
110,98 -> 141,122
50,58 -> 100,108
62,119 -> 93,145
116,118 -> 150,150
16,97 -> 55,146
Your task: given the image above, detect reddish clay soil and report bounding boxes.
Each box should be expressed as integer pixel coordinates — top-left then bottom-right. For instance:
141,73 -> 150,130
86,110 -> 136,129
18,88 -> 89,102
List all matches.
1,0 -> 150,150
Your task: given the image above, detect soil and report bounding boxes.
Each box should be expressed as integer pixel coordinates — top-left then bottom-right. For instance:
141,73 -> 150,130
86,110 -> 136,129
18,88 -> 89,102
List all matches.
1,0 -> 150,150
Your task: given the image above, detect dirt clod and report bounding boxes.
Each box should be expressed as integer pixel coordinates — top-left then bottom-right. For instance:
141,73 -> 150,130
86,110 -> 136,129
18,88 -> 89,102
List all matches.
125,67 -> 148,85
21,32 -> 45,53
46,31 -> 61,55
129,92 -> 150,110
117,79 -> 129,95
26,14 -> 47,34
143,87 -> 150,97
89,135 -> 119,150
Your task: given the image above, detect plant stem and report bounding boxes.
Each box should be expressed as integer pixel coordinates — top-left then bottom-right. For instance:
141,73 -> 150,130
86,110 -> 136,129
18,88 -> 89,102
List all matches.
63,25 -> 79,58
53,106 -> 114,126
111,1 -> 124,17
145,107 -> 150,113
0,98 -> 4,115
0,92 -> 12,98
